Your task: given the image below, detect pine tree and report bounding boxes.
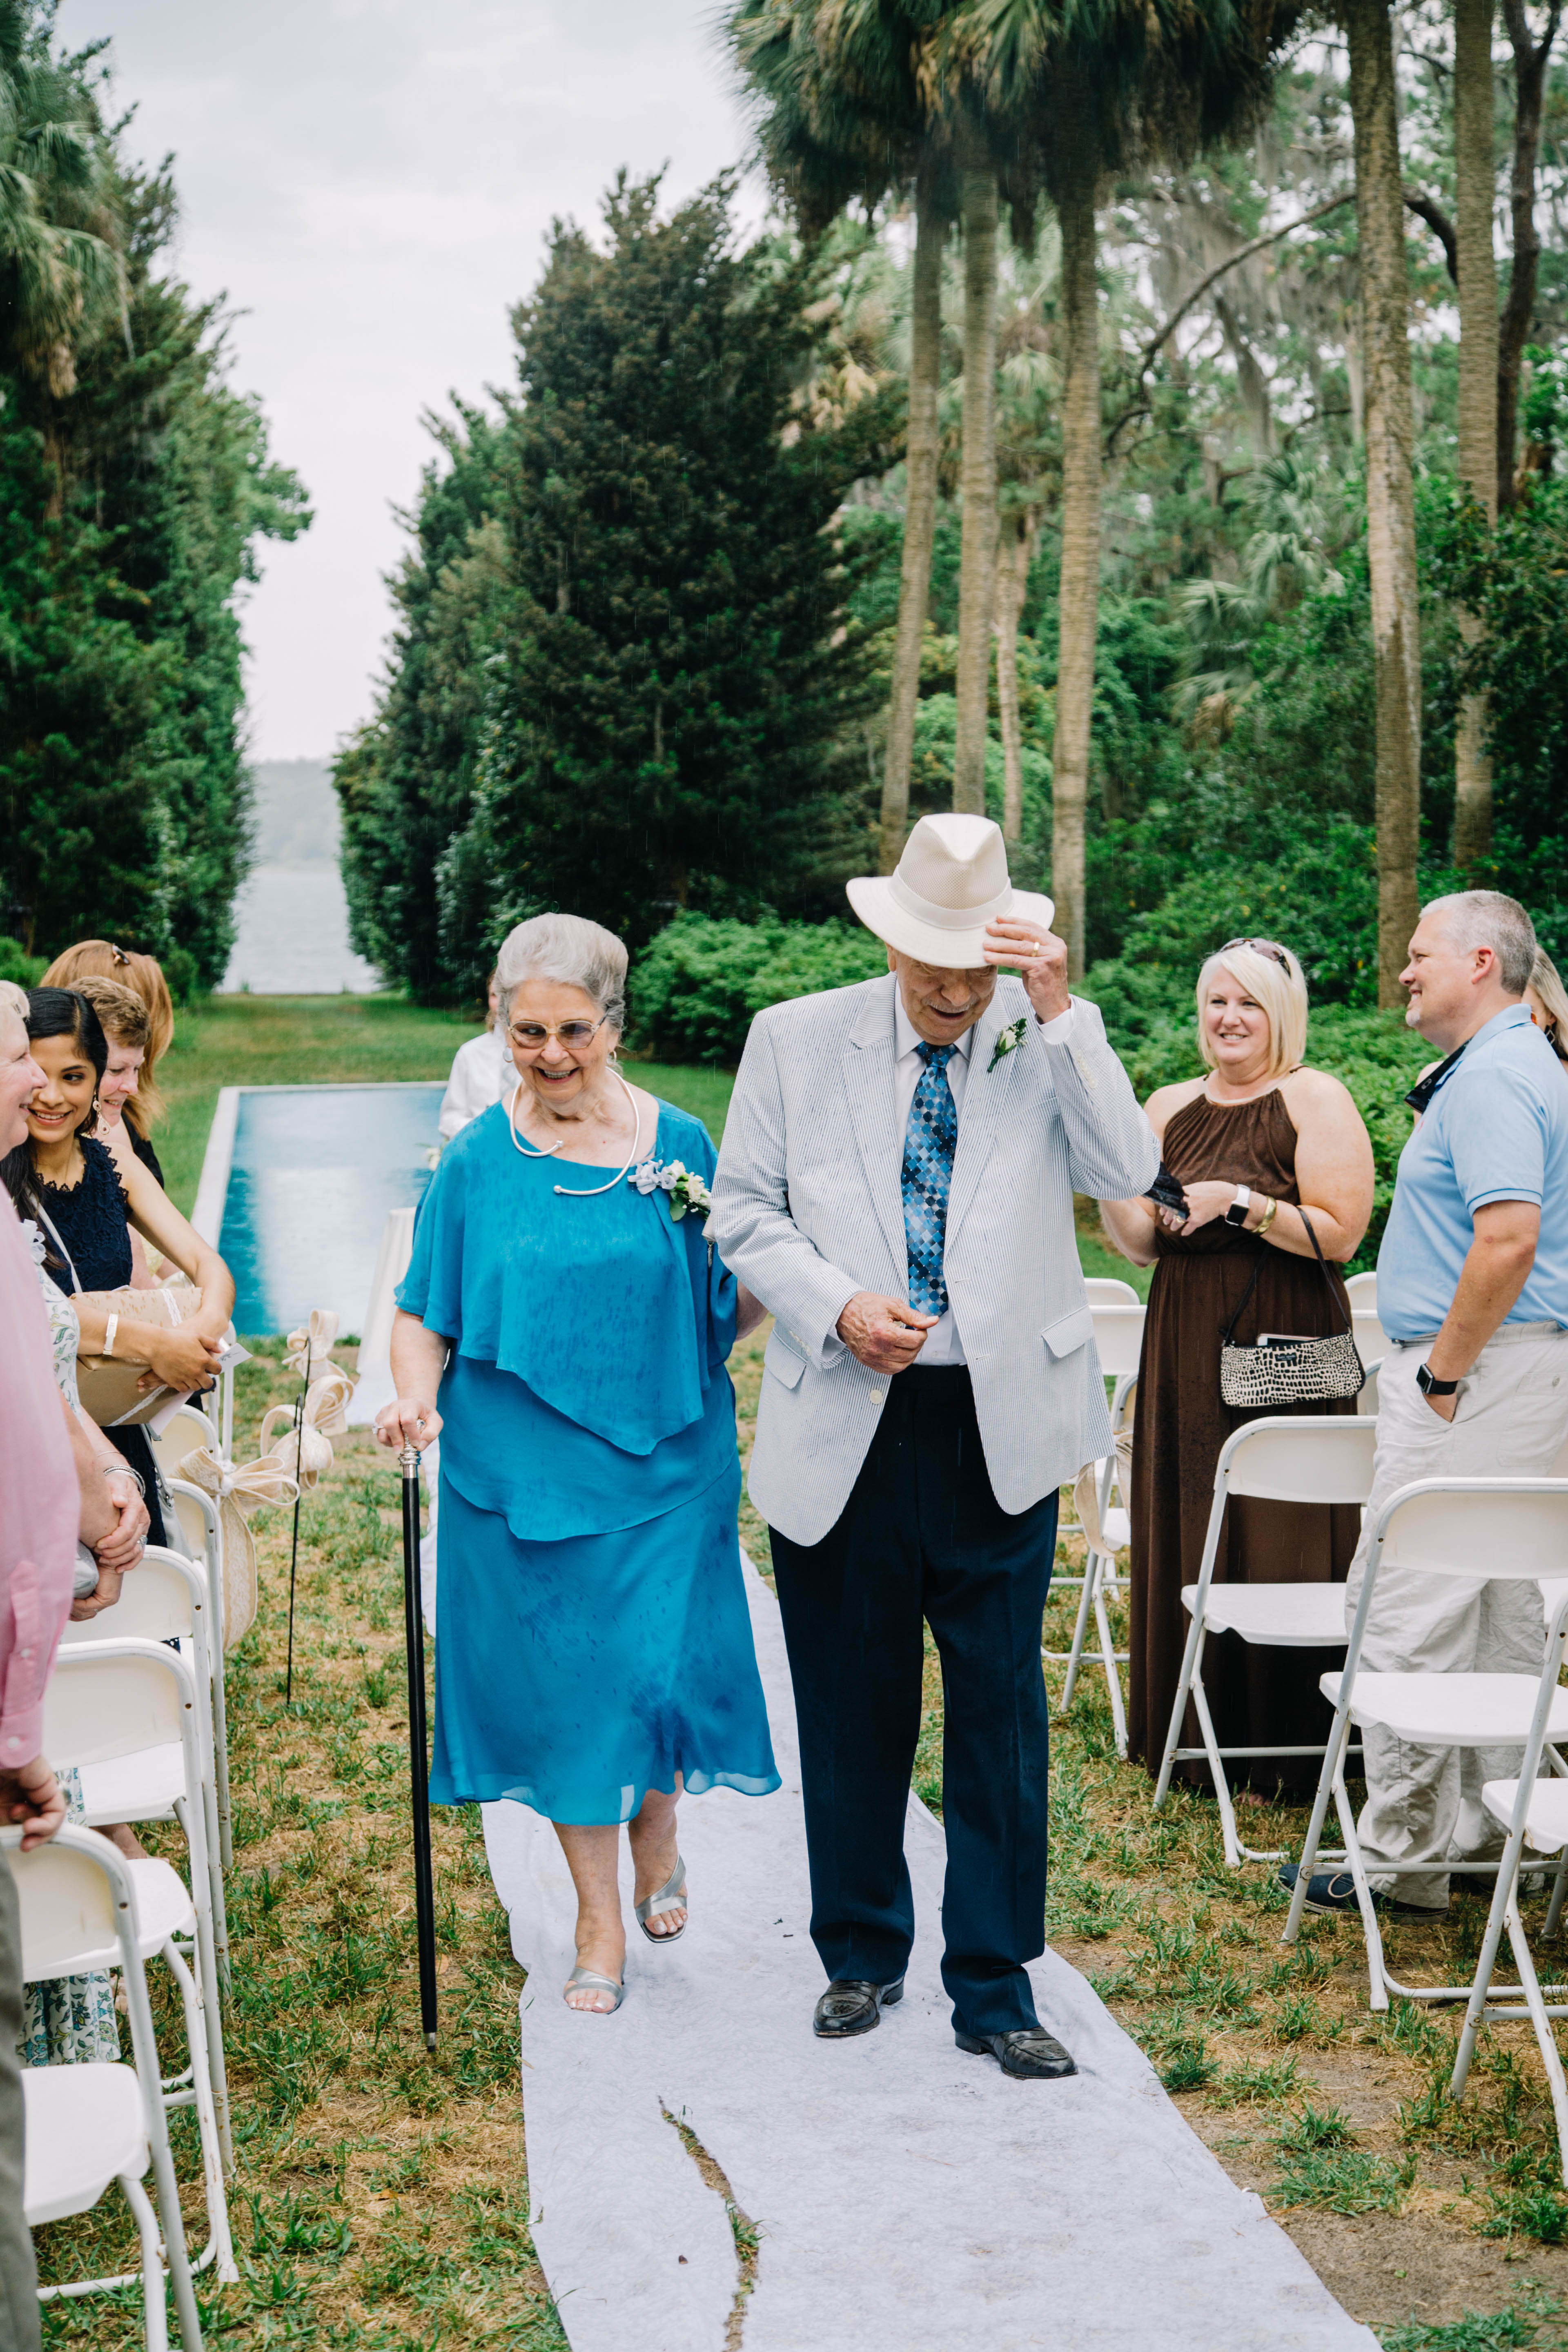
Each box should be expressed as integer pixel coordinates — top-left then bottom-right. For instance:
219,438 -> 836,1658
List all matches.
352,172 -> 899,998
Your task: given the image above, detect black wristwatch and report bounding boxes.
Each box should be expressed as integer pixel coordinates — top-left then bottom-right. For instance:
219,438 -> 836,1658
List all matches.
1416,1362 -> 1460,1398
1223,1185 -> 1252,1229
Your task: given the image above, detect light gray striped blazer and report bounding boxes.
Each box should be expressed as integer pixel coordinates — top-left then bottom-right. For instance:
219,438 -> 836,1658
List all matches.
708,972 -> 1160,1547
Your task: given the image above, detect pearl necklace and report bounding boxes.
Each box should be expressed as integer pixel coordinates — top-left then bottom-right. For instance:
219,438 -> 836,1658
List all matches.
507,1072 -> 646,1198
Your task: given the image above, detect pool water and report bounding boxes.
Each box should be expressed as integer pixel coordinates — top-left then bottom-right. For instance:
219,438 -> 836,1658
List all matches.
220,1084 -> 442,1336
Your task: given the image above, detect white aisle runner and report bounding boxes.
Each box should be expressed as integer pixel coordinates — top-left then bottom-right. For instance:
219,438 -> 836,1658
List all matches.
483,1561 -> 1376,2352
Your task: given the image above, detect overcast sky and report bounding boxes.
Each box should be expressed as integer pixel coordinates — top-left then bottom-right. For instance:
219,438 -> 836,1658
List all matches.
64,1 -> 756,762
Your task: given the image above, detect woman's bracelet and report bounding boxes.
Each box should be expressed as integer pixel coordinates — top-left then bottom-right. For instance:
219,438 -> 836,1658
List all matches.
102,1463 -> 145,1496
1256,1195 -> 1279,1238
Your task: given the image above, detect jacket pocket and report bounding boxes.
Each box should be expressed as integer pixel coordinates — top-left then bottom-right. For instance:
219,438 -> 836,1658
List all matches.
1042,1307 -> 1095,1360
763,1330 -> 808,1390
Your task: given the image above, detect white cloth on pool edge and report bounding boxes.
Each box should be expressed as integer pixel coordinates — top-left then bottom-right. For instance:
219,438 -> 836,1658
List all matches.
483,1560 -> 1376,2352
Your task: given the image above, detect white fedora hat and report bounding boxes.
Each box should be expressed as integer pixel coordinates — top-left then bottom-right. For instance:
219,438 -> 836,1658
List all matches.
846,813 -> 1055,967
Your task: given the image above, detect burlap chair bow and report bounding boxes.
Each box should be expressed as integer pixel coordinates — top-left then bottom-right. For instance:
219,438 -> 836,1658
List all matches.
178,1445 -> 299,1653
1071,1427 -> 1136,1559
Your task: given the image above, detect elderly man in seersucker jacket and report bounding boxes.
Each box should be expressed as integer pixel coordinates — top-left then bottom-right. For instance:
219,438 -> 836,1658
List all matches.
708,814 -> 1159,2081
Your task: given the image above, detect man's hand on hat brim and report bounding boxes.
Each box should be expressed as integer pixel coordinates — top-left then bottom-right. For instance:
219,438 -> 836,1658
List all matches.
983,916 -> 1071,1025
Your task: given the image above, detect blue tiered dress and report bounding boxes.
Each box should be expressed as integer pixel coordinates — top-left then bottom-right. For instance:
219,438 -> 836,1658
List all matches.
397,1097 -> 780,1826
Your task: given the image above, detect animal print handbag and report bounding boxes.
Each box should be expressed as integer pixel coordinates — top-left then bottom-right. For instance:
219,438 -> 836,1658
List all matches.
1218,1207 -> 1365,1408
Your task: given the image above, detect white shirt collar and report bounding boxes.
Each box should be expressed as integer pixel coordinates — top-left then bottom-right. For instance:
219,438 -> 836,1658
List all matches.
893,991 -> 976,1063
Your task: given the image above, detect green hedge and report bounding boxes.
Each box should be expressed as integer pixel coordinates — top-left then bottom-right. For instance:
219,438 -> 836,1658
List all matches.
0,938 -> 45,990
628,913 -> 887,1065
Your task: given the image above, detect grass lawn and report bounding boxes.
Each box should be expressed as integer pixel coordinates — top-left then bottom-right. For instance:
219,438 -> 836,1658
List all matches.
48,992 -> 1564,2344
40,1329 -> 1568,2350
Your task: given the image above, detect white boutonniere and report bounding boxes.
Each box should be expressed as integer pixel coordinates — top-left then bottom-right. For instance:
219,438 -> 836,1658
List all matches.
987,1016 -> 1029,1074
629,1158 -> 713,1222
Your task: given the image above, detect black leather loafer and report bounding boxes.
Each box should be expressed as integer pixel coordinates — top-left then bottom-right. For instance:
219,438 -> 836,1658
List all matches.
957,2025 -> 1078,2080
813,1978 -> 905,2039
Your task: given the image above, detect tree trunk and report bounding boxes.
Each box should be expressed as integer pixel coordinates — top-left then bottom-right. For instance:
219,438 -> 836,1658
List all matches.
1454,0 -> 1500,864
879,180 -> 944,873
994,509 -> 1035,843
953,134 -> 998,819
1051,160 -> 1101,980
1497,0 -> 1559,503
1344,0 -> 1422,1006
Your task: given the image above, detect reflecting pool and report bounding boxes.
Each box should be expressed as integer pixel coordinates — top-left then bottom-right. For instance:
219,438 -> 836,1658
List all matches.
220,1084 -> 442,1336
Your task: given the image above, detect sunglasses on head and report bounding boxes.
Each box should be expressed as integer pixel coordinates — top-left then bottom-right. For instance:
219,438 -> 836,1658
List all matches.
1221,936 -> 1290,971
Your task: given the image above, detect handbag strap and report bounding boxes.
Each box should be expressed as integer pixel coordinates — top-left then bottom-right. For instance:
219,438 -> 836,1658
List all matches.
30,1199 -> 82,1294
1218,1203 -> 1351,1347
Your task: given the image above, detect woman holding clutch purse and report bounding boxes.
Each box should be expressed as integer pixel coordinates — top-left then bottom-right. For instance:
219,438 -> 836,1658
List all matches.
0,989 -> 234,1547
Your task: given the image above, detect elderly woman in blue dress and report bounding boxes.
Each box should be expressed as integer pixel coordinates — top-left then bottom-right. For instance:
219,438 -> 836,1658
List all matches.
376,914 -> 779,2013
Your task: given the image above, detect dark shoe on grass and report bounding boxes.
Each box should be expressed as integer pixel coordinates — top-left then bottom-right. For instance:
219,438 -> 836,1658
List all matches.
1277,1864 -> 1446,1922
956,2025 -> 1078,2080
813,1978 -> 904,2038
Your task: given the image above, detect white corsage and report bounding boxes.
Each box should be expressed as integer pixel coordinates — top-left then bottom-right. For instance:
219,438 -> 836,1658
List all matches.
629,1158 -> 713,1222
19,1219 -> 45,1266
987,1016 -> 1029,1074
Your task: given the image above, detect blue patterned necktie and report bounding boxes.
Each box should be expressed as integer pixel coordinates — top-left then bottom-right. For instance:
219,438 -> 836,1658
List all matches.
902,1041 -> 958,1317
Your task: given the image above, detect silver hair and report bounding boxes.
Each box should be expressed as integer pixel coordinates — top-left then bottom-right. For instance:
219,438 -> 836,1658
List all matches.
1422,890 -> 1538,995
0,981 -> 28,1022
495,913 -> 628,1031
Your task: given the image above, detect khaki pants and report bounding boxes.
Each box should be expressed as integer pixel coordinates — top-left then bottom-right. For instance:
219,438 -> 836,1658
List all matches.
1346,1323 -> 1568,1910
0,1857 -> 38,2352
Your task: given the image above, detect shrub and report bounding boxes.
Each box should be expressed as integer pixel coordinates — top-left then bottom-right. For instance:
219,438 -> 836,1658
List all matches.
628,913 -> 886,1065
0,937 -> 45,990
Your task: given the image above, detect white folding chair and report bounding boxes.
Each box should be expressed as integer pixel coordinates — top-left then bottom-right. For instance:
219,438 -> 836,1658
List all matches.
162,1480 -> 235,1885
1050,1377 -> 1136,1753
1344,1269 -> 1390,1368
62,1547 -> 231,1996
1084,1276 -> 1140,1307
1282,1477 -> 1568,2011
44,1644 -> 234,2178
147,1405 -> 219,1488
1153,1417 -> 1377,1868
9,1822 -> 206,2352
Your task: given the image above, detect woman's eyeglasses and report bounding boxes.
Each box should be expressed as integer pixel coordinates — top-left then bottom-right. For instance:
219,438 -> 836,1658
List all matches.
508,1016 -> 607,1053
1221,936 -> 1290,970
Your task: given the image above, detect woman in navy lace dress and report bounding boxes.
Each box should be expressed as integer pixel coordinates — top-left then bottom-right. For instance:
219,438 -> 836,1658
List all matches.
0,991 -> 235,1546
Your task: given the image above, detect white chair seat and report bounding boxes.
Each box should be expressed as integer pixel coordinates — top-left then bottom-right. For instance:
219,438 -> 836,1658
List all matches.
1183,1582 -> 1348,1648
78,1745 -> 183,1827
1321,1671 -> 1568,1748
126,1858 -> 196,1955
22,2064 -> 146,2225
1482,1778 -> 1568,1855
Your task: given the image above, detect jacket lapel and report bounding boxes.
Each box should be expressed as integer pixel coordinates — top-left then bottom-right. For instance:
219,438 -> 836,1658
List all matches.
842,976 -> 907,1277
945,991 -> 1020,1249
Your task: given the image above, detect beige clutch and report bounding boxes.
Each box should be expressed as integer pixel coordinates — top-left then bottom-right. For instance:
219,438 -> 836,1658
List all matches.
76,1281 -> 203,1429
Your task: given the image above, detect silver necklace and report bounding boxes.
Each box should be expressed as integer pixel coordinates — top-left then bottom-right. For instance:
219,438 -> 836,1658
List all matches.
508,1072 -> 646,1198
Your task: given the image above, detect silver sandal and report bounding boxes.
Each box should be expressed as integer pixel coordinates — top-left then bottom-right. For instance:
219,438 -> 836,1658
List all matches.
635,1854 -> 688,1944
564,1965 -> 624,2013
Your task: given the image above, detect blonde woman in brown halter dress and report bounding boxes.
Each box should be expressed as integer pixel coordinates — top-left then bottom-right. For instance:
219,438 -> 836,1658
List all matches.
1100,939 -> 1374,1792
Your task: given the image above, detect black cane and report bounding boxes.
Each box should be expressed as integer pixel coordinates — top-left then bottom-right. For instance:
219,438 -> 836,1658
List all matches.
401,1440 -> 439,2049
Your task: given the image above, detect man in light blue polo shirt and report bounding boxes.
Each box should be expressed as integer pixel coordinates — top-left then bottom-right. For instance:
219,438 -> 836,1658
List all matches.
1284,890 -> 1568,1919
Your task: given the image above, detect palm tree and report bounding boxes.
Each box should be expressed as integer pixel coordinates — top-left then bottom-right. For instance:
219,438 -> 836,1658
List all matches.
722,0 -> 959,871
1341,0 -> 1421,1001
958,0 -> 1293,976
0,0 -> 125,501
1452,0 -> 1499,866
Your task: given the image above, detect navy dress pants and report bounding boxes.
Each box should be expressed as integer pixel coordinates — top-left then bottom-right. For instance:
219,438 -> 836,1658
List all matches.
768,1364 -> 1058,2038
